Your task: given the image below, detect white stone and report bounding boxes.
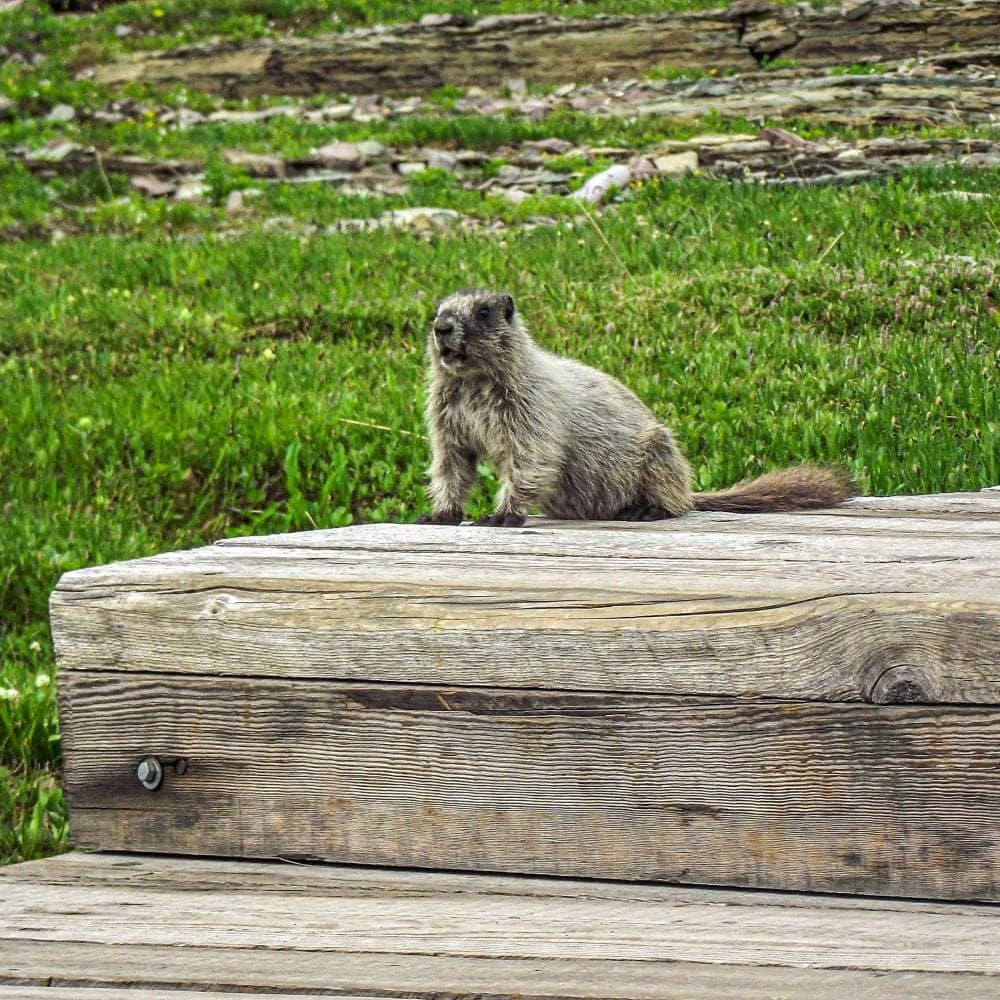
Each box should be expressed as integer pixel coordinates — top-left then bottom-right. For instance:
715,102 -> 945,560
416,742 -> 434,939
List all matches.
313,140 -> 363,169
653,151 -> 698,175
572,164 -> 632,205
173,180 -> 208,202
46,103 -> 76,123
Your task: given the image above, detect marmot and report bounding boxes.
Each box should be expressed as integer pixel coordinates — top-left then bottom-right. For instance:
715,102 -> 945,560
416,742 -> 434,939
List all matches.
418,288 -> 853,527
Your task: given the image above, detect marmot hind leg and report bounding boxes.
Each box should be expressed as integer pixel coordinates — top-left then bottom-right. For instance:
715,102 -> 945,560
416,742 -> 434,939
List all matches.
622,425 -> 694,520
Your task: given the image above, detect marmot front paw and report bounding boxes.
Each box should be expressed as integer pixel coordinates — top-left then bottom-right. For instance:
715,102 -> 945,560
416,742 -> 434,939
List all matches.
416,509 -> 464,525
472,511 -> 526,528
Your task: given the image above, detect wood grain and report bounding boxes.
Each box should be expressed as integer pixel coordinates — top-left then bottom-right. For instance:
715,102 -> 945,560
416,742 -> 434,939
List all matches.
50,512 -> 1000,704
2,853 -> 998,998
58,673 -> 1000,900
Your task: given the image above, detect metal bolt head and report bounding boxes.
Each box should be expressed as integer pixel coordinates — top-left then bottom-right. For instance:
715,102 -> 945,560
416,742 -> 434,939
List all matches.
136,757 -> 163,791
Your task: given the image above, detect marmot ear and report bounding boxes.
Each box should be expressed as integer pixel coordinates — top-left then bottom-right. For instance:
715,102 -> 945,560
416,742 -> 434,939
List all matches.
502,294 -> 515,322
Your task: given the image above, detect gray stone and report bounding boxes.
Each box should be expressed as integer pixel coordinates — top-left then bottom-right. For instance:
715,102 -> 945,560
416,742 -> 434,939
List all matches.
653,151 -> 699,175
26,141 -> 85,163
500,188 -> 530,205
356,140 -> 387,158
835,147 -> 866,163
523,137 -> 574,155
313,140 -> 363,169
425,149 -> 458,171
223,150 -> 286,177
130,174 -> 176,197
320,102 -> 354,120
419,13 -> 467,28
397,161 -> 428,175
173,180 -> 209,201
386,207 -> 462,227
505,77 -> 528,98
46,103 -> 76,123
572,164 -> 632,204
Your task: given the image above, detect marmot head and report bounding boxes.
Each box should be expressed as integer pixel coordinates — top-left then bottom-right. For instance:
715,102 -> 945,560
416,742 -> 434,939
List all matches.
429,288 -> 518,376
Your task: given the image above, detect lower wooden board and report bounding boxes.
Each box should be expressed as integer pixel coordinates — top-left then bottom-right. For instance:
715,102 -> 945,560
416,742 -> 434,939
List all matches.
2,853 -> 998,998
58,672 -> 1000,900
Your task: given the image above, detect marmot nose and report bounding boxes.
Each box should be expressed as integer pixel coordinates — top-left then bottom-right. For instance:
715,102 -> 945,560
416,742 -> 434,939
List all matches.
434,321 -> 455,337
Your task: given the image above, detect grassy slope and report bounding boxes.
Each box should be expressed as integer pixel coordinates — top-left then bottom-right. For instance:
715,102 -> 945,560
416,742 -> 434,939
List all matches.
1,0 -> 998,865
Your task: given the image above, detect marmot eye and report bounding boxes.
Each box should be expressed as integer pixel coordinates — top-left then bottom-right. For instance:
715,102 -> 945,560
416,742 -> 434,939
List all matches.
476,305 -> 491,321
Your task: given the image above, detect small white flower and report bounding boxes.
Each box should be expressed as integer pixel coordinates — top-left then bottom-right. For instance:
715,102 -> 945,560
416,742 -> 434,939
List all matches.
0,687 -> 19,702
35,674 -> 51,689
29,641 -> 42,653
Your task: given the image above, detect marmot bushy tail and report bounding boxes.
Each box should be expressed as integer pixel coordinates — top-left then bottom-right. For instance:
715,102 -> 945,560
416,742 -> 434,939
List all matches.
419,288 -> 856,528
693,465 -> 854,513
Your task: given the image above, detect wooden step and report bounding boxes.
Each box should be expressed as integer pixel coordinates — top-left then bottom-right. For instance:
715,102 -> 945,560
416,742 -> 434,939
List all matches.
2,852 -> 998,998
48,491 -> 1000,900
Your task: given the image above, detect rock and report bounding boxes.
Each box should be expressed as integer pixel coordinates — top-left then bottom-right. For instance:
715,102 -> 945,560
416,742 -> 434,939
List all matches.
499,188 -> 530,205
931,190 -> 989,201
554,83 -> 576,97
653,151 -> 699,175
841,0 -> 874,20
176,108 -> 206,127
523,137 -> 574,155
356,140 -> 387,158
209,106 -> 298,124
131,174 -> 177,197
92,110 -> 127,124
114,24 -> 133,38
835,147 -> 866,163
173,180 -> 208,201
25,141 -> 86,164
505,77 -> 528,98
519,99 -> 550,121
46,104 -> 76,123
425,149 -> 458,171
320,102 -> 354,120
223,150 -> 286,177
629,156 -> 659,178
385,207 -> 462,229
691,133 -> 759,147
683,79 -> 738,98
419,13 -> 468,28
313,140 -> 363,169
474,14 -> 542,32
225,187 -> 263,214
397,161 -> 428,175
572,164 -> 632,205
760,127 -> 809,147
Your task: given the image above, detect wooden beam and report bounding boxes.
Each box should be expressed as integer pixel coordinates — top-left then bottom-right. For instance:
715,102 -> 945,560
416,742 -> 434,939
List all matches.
2,853 -> 998,997
57,673 -> 1000,899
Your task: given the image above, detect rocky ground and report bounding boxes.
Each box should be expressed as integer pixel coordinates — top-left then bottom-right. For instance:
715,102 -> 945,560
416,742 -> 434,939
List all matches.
1,0 -> 998,238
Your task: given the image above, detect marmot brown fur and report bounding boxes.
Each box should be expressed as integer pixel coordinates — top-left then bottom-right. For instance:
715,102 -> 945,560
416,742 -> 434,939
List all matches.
419,288 -> 854,527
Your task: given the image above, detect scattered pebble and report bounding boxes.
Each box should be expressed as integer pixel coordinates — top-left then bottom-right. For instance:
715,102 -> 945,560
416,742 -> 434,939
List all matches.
45,104 -> 76,123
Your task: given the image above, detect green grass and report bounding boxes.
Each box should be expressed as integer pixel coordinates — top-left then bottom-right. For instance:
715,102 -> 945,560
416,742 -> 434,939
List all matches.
1,0 -> 999,868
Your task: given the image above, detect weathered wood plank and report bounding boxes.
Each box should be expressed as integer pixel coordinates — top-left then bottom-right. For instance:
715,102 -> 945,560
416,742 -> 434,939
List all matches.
214,520 -> 1000,557
2,854 -> 998,998
57,673 -> 1000,899
0,990 -> 364,1000
49,516 -> 1000,704
7,850 -> 993,914
9,940 -> 996,999
49,586 -> 1000,703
